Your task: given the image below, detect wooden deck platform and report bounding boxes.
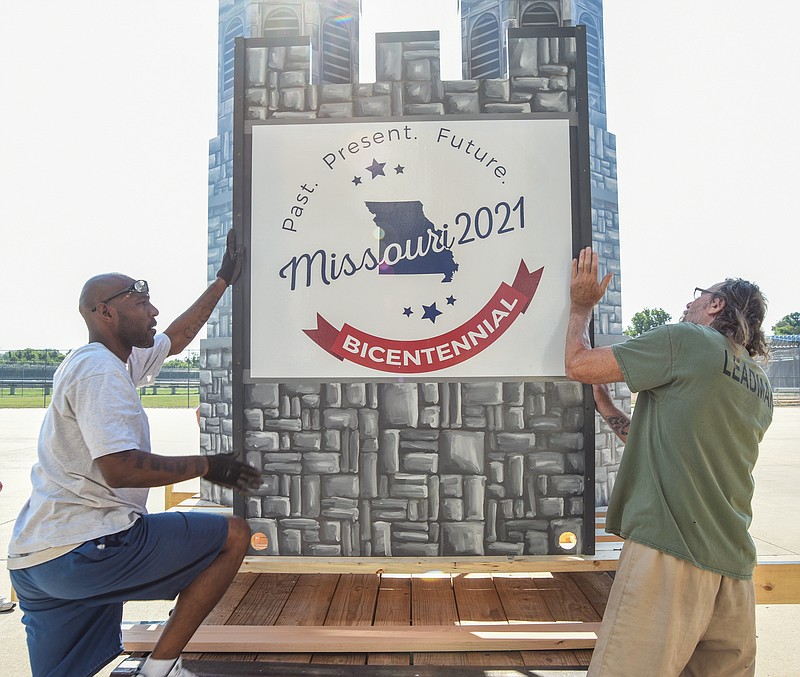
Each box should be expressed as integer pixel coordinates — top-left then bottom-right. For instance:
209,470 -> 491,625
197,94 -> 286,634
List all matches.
114,501 -> 800,676
120,570 -> 613,673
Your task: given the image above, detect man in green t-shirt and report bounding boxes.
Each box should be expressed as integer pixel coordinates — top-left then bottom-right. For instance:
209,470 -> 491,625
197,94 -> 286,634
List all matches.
565,247 -> 772,677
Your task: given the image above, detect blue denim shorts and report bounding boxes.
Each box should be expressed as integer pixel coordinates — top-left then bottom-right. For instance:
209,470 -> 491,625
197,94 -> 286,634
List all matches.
10,511 -> 228,677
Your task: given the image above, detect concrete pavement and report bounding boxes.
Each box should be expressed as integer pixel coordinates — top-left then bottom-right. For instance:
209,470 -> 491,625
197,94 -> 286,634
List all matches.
1,407 -> 798,676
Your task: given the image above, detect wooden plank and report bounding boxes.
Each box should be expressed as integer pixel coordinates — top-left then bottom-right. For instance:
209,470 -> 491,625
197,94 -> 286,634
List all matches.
596,534 -> 624,543
493,574 -> 559,622
373,575 -> 411,626
253,654 -> 313,666
311,574 -> 379,666
452,574 -> 508,624
116,659 -> 592,677
451,574 -> 523,667
275,574 -> 340,626
494,573 -> 586,667
204,573 -> 261,625
754,561 -> 800,604
164,485 -> 196,510
466,651 -> 524,667
240,554 -> 619,574
570,572 -> 615,618
322,574 -> 380,626
227,573 -> 300,625
201,572 -> 300,663
368,575 -> 411,666
264,574 -> 341,666
411,576 -> 458,625
123,623 -> 600,653
534,573 -> 601,623
411,575 -> 466,666
183,572 -> 260,662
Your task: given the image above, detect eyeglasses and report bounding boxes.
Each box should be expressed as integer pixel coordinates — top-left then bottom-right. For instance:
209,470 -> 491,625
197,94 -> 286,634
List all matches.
693,287 -> 715,300
91,280 -> 149,312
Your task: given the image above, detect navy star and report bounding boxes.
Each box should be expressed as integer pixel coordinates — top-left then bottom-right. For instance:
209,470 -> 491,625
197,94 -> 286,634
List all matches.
402,307 -> 413,317
366,158 -> 386,179
352,175 -> 362,186
446,295 -> 457,306
421,302 -> 442,324
394,164 -> 405,174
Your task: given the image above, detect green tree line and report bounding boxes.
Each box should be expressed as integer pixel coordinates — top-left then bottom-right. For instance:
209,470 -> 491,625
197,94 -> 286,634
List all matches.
0,349 -> 67,364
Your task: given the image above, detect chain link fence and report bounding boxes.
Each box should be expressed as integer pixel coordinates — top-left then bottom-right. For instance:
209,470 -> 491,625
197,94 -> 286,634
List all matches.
0,349 -> 200,408
766,335 -> 800,405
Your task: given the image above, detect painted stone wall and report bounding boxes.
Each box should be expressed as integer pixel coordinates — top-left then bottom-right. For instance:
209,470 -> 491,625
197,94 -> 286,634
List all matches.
239,380 -> 586,557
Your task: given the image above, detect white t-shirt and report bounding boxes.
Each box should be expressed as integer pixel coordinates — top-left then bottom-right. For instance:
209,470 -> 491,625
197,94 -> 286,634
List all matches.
7,334 -> 171,567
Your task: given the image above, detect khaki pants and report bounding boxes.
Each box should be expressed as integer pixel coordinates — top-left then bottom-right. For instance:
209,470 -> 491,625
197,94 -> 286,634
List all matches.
588,540 -> 756,677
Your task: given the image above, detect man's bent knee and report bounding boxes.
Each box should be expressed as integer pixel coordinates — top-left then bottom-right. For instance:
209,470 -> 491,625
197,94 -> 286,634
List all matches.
223,516 -> 250,554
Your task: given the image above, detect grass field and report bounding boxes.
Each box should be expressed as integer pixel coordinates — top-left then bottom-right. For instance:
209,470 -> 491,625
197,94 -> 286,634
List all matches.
0,387 -> 199,409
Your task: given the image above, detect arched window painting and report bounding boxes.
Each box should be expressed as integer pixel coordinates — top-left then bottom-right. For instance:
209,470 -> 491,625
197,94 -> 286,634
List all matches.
322,16 -> 352,84
520,2 -> 559,27
264,8 -> 300,36
580,14 -> 601,99
222,18 -> 244,96
470,13 -> 501,79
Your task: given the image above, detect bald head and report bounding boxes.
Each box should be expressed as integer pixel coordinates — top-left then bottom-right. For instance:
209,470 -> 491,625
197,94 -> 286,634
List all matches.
78,273 -> 134,321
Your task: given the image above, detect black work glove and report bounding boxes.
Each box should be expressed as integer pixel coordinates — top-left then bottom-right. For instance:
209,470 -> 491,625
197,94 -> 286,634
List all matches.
216,229 -> 243,286
204,455 -> 262,493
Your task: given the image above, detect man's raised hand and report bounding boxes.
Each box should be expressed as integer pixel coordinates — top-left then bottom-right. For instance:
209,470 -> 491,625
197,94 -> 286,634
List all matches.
204,455 -> 261,494
571,246 -> 613,311
216,230 -> 243,286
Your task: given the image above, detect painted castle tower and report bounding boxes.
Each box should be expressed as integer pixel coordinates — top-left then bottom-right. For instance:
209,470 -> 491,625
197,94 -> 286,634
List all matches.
200,1 -> 625,553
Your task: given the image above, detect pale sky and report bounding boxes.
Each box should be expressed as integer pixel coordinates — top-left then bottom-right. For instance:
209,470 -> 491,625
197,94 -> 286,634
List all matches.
1,0 -> 797,351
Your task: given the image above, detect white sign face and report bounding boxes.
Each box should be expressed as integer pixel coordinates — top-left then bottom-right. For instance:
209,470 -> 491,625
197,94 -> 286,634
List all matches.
250,118 -> 573,380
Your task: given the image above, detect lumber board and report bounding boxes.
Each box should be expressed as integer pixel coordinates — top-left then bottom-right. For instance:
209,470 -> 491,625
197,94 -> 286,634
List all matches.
183,573 -> 259,660
452,574 -> 509,625
538,573 -> 602,623
240,554 -> 619,574
324,574 -> 379,626
570,571 -> 615,618
276,574 -> 339,626
753,561 -> 800,604
452,574 -> 524,666
227,573 -> 299,626
368,575 -> 411,666
123,623 -> 600,653
198,573 -> 298,663
311,574 -> 378,666
494,573 -> 588,667
268,574 -> 340,666
254,654 -> 311,665
411,575 -> 463,665
113,659 -> 595,676
204,573 -> 261,625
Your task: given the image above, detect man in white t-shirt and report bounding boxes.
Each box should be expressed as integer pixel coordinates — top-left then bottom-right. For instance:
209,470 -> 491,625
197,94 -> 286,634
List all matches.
8,232 -> 261,677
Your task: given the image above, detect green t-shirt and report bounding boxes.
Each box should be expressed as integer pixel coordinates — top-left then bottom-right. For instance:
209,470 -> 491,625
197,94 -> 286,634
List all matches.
609,323 -> 773,578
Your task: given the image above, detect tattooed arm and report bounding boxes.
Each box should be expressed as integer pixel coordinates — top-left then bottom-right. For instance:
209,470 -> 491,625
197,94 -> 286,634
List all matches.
164,230 -> 242,355
164,278 -> 229,355
95,449 -> 261,492
593,383 -> 629,443
95,450 -> 208,488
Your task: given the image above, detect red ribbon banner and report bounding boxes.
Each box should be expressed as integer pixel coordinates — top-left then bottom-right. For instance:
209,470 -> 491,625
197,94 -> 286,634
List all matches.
304,260 -> 544,374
